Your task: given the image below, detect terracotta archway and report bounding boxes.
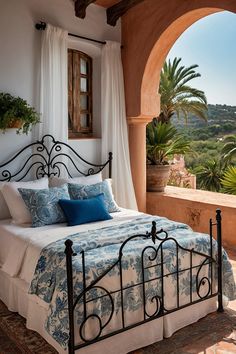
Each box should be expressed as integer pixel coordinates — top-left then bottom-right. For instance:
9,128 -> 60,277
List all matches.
122,0 -> 236,211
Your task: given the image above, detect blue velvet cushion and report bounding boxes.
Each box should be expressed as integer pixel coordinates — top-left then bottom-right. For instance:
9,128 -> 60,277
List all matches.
68,180 -> 120,213
18,184 -> 70,227
59,193 -> 112,226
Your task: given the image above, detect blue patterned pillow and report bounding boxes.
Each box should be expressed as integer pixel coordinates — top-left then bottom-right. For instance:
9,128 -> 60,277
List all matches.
68,180 -> 120,213
18,184 -> 70,227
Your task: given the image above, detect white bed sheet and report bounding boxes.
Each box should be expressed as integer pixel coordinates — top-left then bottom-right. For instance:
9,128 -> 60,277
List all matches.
0,208 -> 142,284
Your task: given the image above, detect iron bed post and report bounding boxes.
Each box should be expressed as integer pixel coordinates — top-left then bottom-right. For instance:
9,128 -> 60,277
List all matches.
209,218 -> 213,295
65,240 -> 76,354
108,152 -> 113,179
216,209 -> 224,313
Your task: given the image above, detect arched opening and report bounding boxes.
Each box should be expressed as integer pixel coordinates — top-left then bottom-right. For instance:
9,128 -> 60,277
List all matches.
141,8 -> 223,117
122,1 -> 236,211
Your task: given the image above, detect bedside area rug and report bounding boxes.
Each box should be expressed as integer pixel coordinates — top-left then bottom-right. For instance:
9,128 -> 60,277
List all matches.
0,300 -> 57,353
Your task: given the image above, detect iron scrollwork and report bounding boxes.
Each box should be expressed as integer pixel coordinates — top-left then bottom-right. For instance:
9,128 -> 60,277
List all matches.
0,134 -> 112,182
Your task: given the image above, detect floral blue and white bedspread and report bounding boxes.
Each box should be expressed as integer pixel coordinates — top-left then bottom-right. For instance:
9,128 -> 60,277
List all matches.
29,215 -> 236,348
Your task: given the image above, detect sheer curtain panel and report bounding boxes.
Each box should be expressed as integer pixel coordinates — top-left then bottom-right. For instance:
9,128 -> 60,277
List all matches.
35,24 -> 68,177
39,24 -> 68,140
101,41 -> 137,210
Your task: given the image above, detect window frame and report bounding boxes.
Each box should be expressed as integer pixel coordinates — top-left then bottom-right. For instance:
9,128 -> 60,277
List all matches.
68,49 -> 93,139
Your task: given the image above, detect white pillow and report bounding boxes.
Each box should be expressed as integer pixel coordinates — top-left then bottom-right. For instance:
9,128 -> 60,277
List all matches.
1,178 -> 49,224
49,172 -> 102,188
0,182 -> 11,220
106,178 -> 120,211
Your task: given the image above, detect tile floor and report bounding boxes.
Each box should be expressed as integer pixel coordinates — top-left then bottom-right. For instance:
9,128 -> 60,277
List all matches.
191,246 -> 236,354
183,247 -> 235,354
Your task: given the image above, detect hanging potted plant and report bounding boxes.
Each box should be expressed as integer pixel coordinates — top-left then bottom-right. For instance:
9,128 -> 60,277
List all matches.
0,92 -> 40,134
146,120 -> 192,192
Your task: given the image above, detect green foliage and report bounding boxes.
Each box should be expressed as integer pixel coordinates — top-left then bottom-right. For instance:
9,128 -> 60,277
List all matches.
170,100 -> 236,195
222,135 -> 236,162
146,121 -> 192,165
194,159 -> 226,192
0,92 -> 40,134
221,166 -> 236,195
185,140 -> 223,170
159,57 -> 208,123
157,57 -> 236,196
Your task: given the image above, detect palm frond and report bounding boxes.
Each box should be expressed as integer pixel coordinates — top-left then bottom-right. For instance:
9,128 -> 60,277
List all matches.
159,57 -> 207,123
194,159 -> 224,192
222,135 -> 236,161
146,121 -> 192,164
221,166 -> 236,194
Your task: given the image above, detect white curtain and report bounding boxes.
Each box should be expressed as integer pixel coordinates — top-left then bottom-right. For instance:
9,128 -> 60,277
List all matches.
35,24 -> 68,177
101,41 -> 137,210
38,24 -> 68,141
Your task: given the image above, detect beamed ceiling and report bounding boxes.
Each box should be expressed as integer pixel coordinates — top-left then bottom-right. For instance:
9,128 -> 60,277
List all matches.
74,0 -> 145,26
95,0 -> 120,7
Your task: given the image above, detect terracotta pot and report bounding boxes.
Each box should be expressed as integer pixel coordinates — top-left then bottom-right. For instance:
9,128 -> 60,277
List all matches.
7,119 -> 22,129
147,164 -> 171,192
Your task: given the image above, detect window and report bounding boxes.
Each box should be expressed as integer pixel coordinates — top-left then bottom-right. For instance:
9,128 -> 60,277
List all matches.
68,49 -> 93,138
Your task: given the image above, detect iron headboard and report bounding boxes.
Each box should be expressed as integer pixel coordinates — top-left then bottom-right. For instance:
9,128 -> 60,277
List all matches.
0,134 -> 112,182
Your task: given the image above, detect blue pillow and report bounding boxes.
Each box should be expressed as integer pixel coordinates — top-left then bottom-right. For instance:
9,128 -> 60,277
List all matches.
18,184 -> 70,227
59,193 -> 112,226
68,180 -> 120,213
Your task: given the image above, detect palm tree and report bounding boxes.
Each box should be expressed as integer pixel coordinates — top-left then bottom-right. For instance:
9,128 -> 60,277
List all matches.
221,166 -> 236,195
222,135 -> 236,162
194,159 -> 226,192
159,57 -> 208,123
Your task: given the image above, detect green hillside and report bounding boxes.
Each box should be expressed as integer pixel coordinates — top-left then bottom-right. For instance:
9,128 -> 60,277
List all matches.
172,104 -> 236,189
173,104 -> 236,141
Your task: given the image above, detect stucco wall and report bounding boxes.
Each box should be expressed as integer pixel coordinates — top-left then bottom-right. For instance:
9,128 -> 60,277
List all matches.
122,0 -> 236,211
0,0 -> 121,169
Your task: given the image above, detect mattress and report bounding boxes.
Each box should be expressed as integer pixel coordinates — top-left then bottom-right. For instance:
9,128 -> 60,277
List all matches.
0,208 -> 142,283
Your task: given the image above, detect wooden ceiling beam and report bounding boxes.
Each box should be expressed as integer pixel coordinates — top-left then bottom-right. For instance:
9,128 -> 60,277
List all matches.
107,0 -> 144,26
74,0 -> 145,26
74,0 -> 96,18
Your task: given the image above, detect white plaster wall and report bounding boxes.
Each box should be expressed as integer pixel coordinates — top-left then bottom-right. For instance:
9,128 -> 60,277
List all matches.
0,0 -> 121,174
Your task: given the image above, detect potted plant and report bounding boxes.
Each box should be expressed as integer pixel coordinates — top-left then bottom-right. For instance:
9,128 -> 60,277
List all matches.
0,92 -> 40,134
146,120 -> 192,192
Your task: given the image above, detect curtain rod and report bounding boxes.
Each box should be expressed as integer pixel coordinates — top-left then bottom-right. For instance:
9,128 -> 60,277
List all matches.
35,22 -> 106,45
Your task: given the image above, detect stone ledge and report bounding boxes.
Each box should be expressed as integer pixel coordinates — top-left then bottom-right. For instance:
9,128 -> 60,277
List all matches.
147,186 -> 236,247
153,186 -> 236,209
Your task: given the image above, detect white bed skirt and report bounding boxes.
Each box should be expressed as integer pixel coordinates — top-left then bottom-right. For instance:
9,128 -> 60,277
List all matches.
0,269 -> 217,354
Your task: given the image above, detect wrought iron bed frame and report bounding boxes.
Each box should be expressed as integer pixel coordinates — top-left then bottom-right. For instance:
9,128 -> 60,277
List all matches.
0,134 -> 112,181
0,135 -> 223,354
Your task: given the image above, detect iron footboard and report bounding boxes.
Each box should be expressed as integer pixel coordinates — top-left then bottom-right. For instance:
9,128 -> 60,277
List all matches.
65,209 -> 223,354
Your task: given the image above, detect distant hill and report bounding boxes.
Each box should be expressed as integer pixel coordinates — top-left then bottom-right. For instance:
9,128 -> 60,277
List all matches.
173,104 -> 236,140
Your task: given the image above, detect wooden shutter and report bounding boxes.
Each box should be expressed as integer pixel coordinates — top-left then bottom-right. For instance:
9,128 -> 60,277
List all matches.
68,49 -> 93,138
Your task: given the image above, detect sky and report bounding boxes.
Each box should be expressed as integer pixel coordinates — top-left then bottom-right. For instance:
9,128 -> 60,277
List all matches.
167,11 -> 236,106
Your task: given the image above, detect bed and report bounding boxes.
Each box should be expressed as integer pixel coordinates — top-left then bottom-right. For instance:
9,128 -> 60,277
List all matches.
0,134 -> 235,354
